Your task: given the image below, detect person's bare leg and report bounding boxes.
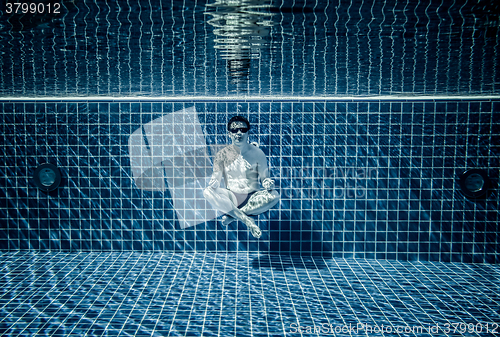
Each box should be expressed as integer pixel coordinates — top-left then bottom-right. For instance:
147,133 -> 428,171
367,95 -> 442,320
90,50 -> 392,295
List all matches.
204,187 -> 261,237
218,192 -> 244,227
234,190 -> 280,238
221,215 -> 236,226
240,190 -> 280,216
219,206 -> 259,238
227,207 -> 261,238
222,190 -> 279,237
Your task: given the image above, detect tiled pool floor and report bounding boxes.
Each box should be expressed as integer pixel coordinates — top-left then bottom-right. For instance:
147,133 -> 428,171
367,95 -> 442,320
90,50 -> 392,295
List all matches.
0,252 -> 498,336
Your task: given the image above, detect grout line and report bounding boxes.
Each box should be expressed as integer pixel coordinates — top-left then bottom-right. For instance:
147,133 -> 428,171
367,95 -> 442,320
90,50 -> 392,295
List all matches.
1,95 -> 500,102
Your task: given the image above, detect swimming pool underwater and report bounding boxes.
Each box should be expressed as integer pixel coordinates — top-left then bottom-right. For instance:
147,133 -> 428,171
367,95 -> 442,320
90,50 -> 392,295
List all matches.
0,0 -> 498,97
0,0 -> 499,336
1,252 -> 499,336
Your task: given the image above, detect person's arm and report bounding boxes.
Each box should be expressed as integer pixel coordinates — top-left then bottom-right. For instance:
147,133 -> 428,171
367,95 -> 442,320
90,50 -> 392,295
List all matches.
208,150 -> 225,190
208,170 -> 222,190
257,151 -> 275,191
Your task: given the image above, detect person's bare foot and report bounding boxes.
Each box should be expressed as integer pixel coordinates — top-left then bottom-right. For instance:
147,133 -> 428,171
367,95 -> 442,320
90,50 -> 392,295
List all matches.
242,216 -> 261,238
221,215 -> 236,226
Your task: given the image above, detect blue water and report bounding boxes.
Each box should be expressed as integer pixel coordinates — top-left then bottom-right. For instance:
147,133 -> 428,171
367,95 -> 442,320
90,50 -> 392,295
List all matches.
0,0 -> 498,97
1,252 -> 499,336
0,0 -> 499,336
1,98 -> 498,262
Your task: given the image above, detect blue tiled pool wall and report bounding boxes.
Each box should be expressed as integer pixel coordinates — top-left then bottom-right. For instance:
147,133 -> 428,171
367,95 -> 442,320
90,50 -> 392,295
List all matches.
0,99 -> 499,263
0,0 -> 498,97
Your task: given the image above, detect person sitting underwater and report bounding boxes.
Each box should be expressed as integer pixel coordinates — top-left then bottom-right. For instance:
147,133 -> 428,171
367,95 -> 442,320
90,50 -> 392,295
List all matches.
203,116 -> 280,238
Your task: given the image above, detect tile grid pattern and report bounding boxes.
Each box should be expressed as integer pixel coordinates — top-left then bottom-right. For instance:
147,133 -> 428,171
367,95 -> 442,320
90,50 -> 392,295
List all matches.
0,252 -> 499,336
0,0 -> 499,97
0,98 -> 499,263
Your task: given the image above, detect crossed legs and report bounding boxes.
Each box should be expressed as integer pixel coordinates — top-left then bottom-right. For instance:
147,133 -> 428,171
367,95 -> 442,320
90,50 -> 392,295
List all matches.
203,187 -> 280,238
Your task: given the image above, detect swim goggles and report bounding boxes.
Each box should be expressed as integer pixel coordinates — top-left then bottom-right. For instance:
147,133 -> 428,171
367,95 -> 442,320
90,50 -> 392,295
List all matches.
229,127 -> 249,134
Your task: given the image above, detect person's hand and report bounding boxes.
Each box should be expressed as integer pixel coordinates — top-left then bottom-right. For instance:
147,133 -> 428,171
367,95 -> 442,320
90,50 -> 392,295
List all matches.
208,171 -> 222,190
209,176 -> 219,190
262,178 -> 275,191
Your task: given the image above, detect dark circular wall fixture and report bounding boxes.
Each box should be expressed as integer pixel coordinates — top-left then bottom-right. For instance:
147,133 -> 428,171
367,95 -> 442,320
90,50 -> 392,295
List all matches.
458,169 -> 490,199
33,163 -> 62,192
